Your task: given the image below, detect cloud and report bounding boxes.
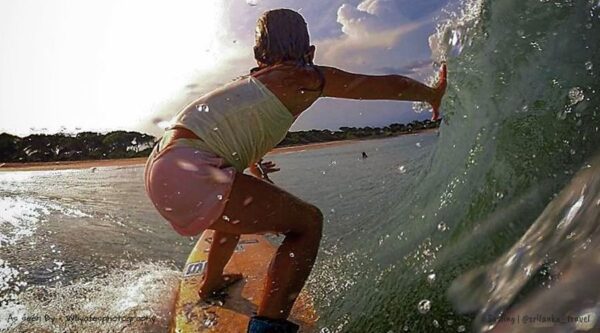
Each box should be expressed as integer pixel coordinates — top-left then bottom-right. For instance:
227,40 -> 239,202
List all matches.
376,58 -> 434,76
315,0 -> 435,71
317,21 -> 426,67
335,0 -> 412,39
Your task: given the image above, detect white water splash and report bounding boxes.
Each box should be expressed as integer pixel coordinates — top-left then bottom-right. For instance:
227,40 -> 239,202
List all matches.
5,262 -> 179,332
0,196 -> 90,247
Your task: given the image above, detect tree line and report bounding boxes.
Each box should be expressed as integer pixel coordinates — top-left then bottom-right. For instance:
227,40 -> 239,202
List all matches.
0,119 -> 439,163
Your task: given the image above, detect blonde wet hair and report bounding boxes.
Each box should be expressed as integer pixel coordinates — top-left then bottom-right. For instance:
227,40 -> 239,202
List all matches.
254,9 -> 312,66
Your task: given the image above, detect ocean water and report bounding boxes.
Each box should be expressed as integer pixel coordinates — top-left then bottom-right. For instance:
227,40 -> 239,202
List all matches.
2,0 -> 600,332
0,133 -> 435,332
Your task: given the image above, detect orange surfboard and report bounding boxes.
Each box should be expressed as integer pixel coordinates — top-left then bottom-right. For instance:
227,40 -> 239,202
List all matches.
169,230 -> 318,333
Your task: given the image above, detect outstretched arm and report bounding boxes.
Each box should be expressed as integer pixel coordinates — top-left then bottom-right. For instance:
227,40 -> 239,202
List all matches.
318,64 -> 447,120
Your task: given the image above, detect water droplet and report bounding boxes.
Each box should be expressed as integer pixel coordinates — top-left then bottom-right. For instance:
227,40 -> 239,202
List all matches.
529,41 -> 542,51
243,196 -> 254,206
427,273 -> 436,284
231,220 -> 240,224
437,222 -> 448,231
217,194 -> 223,200
418,299 -> 431,314
213,127 -> 219,131
222,215 -> 230,221
568,87 -> 585,106
246,0 -> 258,6
177,160 -> 200,172
433,319 -> 440,328
164,207 -> 173,212
457,325 -> 466,332
585,61 -> 593,71
219,237 -> 228,244
209,168 -> 230,183
289,252 -> 295,258
398,165 -> 407,174
416,142 -> 422,147
196,104 -> 210,112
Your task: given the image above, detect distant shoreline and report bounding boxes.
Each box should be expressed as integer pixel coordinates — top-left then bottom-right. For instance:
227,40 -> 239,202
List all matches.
0,139 -> 355,172
0,129 -> 437,172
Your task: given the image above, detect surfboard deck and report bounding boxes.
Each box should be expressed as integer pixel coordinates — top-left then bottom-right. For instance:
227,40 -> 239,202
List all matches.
169,230 -> 318,333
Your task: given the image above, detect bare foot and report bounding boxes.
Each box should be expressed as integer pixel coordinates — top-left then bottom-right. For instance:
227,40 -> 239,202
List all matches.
430,62 -> 447,121
199,273 -> 244,300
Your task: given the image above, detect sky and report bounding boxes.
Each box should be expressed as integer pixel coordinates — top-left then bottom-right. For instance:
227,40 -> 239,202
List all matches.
0,0 -> 453,137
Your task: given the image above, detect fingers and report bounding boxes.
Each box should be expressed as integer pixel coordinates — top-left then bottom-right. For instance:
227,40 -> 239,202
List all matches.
430,62 -> 447,120
257,160 -> 280,174
431,107 -> 440,121
263,166 -> 281,174
436,63 -> 447,89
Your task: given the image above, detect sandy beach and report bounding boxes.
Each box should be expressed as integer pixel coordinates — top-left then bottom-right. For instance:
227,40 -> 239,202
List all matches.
0,139 -> 358,172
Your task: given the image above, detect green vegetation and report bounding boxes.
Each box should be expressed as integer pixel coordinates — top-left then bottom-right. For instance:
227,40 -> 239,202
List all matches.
0,131 -> 155,163
0,119 -> 439,163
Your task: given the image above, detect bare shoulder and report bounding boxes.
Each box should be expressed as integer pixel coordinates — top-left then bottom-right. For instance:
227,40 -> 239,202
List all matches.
253,64 -> 322,91
252,64 -> 324,116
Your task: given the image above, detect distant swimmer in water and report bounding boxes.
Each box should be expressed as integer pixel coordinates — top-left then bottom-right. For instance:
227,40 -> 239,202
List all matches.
144,8 -> 447,333
362,152 -> 368,159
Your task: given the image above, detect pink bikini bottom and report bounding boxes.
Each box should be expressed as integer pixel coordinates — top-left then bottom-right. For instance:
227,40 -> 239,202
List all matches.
144,139 -> 236,236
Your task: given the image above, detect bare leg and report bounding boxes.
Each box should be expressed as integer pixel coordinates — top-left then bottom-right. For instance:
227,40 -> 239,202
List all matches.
260,225 -> 321,318
199,230 -> 243,299
208,173 -> 323,320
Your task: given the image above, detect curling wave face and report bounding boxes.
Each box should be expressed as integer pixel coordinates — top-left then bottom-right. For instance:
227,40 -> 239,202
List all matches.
311,0 -> 600,331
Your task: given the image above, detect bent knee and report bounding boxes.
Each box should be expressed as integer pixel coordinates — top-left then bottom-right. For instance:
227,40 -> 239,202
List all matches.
308,204 -> 323,225
296,204 -> 323,239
